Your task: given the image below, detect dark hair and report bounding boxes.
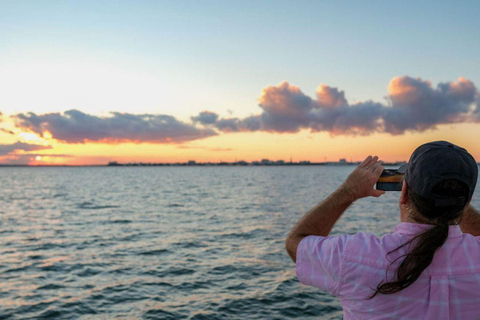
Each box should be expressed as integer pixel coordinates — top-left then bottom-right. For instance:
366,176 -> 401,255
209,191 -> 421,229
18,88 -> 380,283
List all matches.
369,179 -> 470,299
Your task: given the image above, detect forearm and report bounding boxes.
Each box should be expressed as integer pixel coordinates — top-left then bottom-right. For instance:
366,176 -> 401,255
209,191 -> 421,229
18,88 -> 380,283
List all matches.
289,187 -> 354,238
460,204 -> 480,236
285,155 -> 385,262
285,187 -> 355,261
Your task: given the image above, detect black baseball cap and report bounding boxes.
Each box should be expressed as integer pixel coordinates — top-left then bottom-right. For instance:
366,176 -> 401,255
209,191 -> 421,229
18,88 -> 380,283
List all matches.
401,141 -> 478,207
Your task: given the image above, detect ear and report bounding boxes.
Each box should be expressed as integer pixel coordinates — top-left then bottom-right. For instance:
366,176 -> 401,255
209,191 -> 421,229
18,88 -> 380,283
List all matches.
399,180 -> 409,205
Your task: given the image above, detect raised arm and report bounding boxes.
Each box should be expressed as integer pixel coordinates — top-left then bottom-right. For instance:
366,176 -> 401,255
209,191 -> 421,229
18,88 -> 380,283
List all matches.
459,204 -> 480,237
285,156 -> 385,262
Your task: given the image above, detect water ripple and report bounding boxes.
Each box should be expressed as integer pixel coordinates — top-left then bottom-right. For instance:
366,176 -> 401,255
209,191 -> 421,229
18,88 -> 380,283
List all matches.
0,166 -> 457,319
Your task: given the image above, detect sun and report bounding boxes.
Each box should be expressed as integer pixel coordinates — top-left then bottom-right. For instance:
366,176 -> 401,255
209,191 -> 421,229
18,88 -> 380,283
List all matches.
35,156 -> 42,161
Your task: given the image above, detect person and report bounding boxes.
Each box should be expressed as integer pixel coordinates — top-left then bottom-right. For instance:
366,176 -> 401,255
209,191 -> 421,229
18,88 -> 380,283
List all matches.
285,141 -> 480,319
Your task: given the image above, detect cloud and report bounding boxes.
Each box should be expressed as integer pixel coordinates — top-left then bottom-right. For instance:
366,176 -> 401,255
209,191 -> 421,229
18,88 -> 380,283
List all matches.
0,128 -> 15,135
191,111 -> 219,125
0,142 -> 52,156
13,110 -> 217,144
383,76 -> 477,134
316,84 -> 348,108
9,76 -> 480,143
191,111 -> 261,133
193,76 -> 479,136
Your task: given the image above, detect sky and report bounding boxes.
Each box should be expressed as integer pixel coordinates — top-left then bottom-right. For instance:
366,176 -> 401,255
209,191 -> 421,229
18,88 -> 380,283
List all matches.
1,0 -> 480,165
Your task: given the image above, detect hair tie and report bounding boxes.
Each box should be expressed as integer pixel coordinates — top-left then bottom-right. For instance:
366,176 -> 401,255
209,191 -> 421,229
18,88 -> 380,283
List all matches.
435,217 -> 450,228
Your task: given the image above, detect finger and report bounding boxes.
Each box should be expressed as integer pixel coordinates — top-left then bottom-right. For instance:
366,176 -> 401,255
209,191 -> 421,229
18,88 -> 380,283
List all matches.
372,163 -> 384,176
371,189 -> 386,197
370,161 -> 383,171
367,156 -> 379,167
359,155 -> 372,167
364,155 -> 378,169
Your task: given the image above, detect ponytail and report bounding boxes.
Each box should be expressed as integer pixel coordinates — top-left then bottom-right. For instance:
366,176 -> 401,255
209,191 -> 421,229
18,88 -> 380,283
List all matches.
369,180 -> 469,299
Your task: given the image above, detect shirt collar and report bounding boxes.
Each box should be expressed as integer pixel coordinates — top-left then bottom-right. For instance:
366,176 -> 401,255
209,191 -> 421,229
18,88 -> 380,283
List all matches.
394,222 -> 463,238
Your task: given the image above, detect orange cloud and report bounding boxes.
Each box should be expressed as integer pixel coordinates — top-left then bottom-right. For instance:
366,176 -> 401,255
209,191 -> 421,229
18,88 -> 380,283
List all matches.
196,76 -> 479,136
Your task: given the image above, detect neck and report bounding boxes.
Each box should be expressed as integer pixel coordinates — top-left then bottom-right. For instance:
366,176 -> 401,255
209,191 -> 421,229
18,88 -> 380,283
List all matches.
400,205 -> 460,225
400,205 -> 435,224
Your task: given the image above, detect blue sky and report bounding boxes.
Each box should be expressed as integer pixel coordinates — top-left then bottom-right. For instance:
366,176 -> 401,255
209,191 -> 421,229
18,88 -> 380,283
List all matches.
1,0 -> 479,120
1,1 -> 480,165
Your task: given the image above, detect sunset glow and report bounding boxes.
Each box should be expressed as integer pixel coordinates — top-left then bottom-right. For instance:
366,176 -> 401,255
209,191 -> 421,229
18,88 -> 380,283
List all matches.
1,1 -> 479,165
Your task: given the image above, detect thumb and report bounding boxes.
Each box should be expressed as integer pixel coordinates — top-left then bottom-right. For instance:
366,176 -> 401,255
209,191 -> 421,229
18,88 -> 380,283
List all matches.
370,189 -> 386,197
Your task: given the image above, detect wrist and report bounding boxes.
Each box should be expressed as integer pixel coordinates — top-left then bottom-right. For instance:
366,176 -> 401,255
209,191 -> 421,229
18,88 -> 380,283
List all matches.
336,184 -> 358,203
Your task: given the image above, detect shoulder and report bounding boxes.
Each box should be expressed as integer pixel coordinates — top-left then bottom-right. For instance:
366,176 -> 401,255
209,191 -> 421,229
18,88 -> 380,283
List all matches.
296,234 -> 352,295
297,231 -> 404,266
299,232 -> 396,253
462,232 -> 480,241
342,231 -> 404,267
459,232 -> 480,248
297,233 -> 351,258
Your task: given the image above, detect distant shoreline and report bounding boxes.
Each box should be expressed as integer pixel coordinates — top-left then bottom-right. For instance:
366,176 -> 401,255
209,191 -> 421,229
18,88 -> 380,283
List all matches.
2,163 -> 480,167
0,162 -> 410,167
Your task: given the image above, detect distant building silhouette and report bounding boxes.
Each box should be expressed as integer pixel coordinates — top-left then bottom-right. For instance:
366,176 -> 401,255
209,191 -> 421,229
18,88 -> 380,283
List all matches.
104,158 -> 410,167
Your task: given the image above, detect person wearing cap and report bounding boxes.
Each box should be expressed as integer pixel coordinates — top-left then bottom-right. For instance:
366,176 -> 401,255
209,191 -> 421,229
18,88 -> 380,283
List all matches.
285,141 -> 480,319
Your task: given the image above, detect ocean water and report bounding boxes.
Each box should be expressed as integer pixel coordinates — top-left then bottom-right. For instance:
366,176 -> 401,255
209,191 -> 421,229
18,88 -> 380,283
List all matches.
1,166 -> 478,319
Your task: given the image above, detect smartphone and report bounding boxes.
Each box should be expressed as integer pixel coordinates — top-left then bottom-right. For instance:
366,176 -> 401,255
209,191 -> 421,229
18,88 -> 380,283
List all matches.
376,169 -> 404,191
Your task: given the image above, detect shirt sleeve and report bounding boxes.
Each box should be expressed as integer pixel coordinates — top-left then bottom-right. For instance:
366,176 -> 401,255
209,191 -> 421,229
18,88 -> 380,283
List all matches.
295,234 -> 349,296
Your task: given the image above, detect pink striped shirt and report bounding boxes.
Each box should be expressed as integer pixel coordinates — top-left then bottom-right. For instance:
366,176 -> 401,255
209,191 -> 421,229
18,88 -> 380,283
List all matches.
296,222 -> 480,319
